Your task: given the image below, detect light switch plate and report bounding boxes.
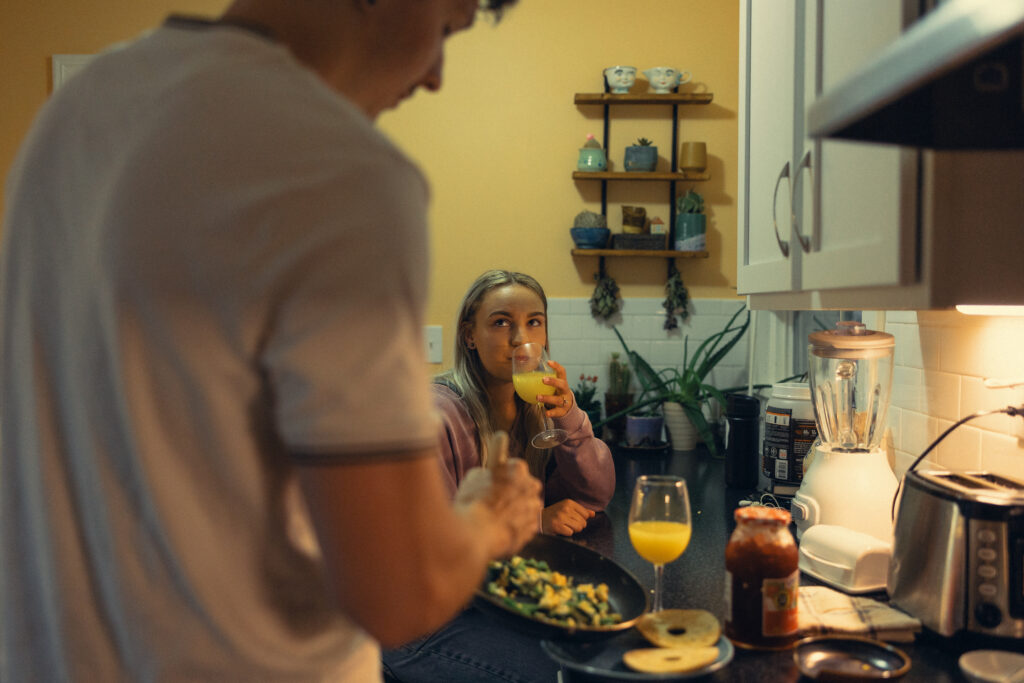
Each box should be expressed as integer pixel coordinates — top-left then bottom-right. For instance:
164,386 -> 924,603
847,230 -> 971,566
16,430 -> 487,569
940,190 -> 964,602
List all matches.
425,325 -> 442,363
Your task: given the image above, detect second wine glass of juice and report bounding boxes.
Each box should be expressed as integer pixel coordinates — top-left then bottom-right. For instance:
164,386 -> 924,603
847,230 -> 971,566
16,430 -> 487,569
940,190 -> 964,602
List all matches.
512,342 -> 568,449
628,475 -> 692,612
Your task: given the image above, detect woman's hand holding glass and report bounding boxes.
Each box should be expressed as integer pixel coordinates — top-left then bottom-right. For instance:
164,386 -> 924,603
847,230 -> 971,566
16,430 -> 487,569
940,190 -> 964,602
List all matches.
628,475 -> 692,613
512,342 -> 571,448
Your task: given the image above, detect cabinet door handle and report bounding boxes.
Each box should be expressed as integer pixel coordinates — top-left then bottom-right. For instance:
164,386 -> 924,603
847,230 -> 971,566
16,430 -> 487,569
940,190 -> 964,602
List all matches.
771,161 -> 792,257
791,150 -> 812,253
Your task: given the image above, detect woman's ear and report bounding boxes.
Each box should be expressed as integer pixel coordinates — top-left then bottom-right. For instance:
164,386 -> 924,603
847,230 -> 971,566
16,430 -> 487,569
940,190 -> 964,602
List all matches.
461,323 -> 476,350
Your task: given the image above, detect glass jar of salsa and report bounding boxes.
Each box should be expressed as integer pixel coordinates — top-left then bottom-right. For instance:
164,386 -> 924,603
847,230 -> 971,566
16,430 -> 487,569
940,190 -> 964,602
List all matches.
724,506 -> 799,650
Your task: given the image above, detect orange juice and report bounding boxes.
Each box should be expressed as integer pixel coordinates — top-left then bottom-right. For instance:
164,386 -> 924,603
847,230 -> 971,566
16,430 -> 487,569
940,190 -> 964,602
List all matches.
629,520 -> 692,564
513,370 -> 556,404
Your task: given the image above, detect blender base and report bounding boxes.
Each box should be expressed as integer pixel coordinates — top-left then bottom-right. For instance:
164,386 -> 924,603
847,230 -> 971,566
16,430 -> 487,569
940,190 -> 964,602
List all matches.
791,446 -> 898,543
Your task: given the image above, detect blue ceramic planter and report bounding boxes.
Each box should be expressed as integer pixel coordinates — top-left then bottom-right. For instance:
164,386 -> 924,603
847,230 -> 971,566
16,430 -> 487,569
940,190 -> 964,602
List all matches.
624,415 -> 664,447
624,146 -> 657,172
570,227 -> 610,249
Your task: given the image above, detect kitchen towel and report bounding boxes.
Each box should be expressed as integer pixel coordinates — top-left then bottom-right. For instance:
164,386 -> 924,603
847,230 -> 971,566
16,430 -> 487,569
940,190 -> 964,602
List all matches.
797,585 -> 922,643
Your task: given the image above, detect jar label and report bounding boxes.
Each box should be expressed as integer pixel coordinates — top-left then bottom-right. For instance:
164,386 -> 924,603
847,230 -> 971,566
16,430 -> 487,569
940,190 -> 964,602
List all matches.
762,406 -> 818,484
761,570 -> 798,636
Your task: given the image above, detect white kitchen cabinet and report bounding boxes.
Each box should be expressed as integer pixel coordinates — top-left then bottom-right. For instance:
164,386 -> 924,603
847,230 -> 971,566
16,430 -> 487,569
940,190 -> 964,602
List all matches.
737,0 -> 797,295
737,0 -> 1024,310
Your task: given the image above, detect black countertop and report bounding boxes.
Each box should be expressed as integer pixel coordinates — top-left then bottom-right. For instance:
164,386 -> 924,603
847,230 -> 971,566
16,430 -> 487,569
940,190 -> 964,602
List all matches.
556,446 -> 981,682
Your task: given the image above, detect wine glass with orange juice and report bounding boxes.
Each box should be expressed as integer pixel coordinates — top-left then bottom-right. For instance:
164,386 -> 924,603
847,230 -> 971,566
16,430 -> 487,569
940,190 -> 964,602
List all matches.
512,342 -> 568,449
628,475 -> 692,612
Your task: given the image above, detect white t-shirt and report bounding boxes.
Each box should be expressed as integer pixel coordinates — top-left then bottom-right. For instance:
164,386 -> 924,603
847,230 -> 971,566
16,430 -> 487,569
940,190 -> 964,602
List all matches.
0,18 -> 437,682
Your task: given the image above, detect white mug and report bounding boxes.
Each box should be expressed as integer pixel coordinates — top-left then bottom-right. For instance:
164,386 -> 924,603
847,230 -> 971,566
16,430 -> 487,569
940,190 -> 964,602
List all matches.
604,65 -> 637,94
643,67 -> 692,94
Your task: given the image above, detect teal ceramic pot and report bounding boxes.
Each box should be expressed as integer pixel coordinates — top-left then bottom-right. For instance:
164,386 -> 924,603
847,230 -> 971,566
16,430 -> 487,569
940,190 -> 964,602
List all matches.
577,148 -> 608,171
674,213 -> 706,251
624,145 -> 657,172
624,415 -> 664,447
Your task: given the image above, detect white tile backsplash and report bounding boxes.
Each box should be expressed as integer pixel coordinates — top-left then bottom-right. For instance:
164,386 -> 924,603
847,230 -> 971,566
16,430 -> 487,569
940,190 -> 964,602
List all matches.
550,302 -> 1024,481
881,310 -> 1024,479
549,297 -> 749,402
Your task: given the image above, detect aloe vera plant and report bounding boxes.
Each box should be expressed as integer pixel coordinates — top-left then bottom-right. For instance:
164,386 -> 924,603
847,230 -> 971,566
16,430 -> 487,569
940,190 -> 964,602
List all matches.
599,304 -> 751,455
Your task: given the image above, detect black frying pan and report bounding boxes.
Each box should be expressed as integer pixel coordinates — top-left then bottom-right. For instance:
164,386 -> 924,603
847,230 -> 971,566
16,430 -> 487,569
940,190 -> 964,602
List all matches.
473,533 -> 649,642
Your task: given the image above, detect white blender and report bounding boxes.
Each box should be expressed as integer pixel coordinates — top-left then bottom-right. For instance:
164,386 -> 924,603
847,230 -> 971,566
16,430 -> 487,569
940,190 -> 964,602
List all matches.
791,321 -> 897,544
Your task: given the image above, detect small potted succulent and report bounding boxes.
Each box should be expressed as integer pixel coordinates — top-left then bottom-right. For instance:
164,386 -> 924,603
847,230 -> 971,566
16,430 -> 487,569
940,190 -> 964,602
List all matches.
577,133 -> 607,171
674,188 -> 706,251
571,209 -> 610,249
624,137 -> 658,172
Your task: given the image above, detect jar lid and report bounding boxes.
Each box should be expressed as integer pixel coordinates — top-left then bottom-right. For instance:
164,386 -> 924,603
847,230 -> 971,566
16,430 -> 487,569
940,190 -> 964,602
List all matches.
734,506 -> 791,525
769,382 -> 810,401
726,393 -> 760,417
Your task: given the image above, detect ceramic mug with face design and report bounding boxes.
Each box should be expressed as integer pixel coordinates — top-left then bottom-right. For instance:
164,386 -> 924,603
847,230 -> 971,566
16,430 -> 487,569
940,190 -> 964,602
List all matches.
603,65 -> 637,94
643,67 -> 692,94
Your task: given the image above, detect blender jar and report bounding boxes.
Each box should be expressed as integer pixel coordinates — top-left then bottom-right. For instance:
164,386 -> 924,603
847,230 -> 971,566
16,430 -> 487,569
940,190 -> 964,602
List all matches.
807,321 -> 894,452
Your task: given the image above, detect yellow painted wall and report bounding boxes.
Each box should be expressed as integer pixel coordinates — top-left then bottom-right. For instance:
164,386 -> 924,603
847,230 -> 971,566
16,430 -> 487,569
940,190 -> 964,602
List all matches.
381,0 -> 741,369
1,1 -> 740,369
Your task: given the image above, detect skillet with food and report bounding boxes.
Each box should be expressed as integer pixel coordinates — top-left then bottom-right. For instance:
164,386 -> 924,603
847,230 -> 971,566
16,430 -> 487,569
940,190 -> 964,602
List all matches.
473,533 -> 648,642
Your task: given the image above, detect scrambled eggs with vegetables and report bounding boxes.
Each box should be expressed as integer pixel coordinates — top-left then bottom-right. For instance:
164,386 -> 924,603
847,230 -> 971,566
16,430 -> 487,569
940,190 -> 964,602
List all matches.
485,555 -> 624,628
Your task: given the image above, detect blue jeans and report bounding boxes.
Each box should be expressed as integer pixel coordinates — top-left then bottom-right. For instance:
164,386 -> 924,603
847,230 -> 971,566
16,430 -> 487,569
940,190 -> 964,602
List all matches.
382,607 -> 560,683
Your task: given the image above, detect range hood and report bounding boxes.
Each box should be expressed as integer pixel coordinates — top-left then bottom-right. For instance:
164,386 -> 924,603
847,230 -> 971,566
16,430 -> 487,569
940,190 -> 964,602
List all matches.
807,0 -> 1024,149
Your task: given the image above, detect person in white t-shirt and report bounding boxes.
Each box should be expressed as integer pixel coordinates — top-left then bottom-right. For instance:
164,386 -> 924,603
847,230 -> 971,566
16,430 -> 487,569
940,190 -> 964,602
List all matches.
0,1 -> 538,681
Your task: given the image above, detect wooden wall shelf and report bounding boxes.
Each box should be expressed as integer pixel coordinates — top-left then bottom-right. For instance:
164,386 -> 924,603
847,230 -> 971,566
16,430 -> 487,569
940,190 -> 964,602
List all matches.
574,93 -> 714,106
573,171 -> 710,182
571,249 -> 709,259
571,88 -> 714,282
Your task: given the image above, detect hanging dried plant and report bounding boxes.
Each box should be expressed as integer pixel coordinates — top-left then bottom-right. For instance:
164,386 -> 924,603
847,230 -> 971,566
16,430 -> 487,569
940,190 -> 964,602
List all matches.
662,261 -> 689,330
590,271 -> 622,322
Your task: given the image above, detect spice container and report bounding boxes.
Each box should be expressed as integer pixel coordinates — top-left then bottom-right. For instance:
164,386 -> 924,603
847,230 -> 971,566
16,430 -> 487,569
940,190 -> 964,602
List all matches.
762,382 -> 817,494
725,506 -> 799,650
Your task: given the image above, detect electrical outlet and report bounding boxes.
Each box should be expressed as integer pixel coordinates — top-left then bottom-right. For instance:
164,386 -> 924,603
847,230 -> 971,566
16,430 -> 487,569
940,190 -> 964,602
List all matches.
425,325 -> 442,363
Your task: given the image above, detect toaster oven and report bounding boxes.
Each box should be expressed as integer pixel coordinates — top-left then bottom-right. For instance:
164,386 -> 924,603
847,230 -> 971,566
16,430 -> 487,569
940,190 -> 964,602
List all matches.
888,469 -> 1023,639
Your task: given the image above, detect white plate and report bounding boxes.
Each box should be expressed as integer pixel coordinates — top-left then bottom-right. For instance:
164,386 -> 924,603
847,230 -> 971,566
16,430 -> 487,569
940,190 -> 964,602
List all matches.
959,650 -> 1024,683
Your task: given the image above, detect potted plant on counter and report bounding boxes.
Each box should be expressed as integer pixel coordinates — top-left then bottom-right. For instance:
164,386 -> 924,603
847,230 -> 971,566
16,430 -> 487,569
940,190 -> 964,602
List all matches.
623,405 -> 665,449
607,304 -> 751,454
601,352 -> 633,443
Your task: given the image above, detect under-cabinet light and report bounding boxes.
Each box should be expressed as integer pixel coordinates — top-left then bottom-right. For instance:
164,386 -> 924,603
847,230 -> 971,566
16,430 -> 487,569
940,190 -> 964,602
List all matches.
955,305 -> 1024,317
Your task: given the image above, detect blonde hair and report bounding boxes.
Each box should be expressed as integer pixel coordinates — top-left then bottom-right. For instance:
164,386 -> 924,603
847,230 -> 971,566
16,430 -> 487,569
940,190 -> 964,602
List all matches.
437,270 -> 551,479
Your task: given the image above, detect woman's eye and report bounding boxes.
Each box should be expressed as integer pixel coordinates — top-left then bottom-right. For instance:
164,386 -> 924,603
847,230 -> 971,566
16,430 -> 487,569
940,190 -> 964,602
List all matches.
528,318 -> 545,327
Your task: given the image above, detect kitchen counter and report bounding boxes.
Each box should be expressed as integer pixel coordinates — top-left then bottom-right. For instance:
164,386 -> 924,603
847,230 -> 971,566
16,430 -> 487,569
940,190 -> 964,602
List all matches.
556,445 -> 979,682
